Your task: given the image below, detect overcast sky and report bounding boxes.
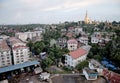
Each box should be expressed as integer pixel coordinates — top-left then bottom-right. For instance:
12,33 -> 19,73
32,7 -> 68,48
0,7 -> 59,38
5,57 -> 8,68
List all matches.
0,0 -> 120,24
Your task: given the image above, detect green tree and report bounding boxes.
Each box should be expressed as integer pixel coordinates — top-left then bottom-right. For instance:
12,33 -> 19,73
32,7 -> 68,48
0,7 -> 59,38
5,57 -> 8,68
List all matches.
41,57 -> 53,69
27,41 -> 33,51
33,41 -> 45,55
76,60 -> 89,70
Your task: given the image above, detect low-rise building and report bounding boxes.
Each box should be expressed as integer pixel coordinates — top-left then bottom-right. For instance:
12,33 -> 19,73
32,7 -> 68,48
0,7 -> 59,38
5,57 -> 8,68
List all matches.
83,67 -> 98,80
89,59 -> 103,75
65,48 -> 87,67
78,37 -> 88,45
57,38 -> 67,49
91,37 -> 99,43
68,27 -> 75,33
67,39 -> 78,51
75,27 -> 83,35
0,40 -> 12,67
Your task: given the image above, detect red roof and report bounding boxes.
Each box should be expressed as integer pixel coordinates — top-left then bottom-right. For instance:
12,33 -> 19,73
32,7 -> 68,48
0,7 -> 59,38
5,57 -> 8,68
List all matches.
0,40 -> 10,50
69,48 -> 87,59
13,46 -> 28,50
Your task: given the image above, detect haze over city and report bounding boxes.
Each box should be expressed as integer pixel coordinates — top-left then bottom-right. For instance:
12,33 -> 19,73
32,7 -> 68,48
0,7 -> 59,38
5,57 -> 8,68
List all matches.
0,0 -> 120,24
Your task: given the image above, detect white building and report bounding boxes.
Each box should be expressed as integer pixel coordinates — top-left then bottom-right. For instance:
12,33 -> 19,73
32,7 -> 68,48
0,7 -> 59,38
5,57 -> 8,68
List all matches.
67,39 -> 78,51
0,40 -> 12,67
89,59 -> 103,75
75,27 -> 83,35
91,37 -> 99,43
8,37 -> 30,65
65,48 -> 88,67
78,37 -> 88,45
0,35 -> 9,40
15,31 -> 42,42
83,67 -> 98,80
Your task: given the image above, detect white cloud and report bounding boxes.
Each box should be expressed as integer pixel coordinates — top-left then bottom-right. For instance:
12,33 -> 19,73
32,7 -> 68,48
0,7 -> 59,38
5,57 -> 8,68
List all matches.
42,0 -> 106,12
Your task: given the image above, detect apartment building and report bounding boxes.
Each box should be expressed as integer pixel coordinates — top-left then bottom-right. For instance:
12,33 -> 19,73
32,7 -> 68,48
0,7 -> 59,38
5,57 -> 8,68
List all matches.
0,40 -> 12,67
15,31 -> 43,42
8,37 -> 30,65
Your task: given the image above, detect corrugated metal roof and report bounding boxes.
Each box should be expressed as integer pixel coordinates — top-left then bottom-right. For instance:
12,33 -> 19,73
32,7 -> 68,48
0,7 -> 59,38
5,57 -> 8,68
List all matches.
0,60 -> 39,74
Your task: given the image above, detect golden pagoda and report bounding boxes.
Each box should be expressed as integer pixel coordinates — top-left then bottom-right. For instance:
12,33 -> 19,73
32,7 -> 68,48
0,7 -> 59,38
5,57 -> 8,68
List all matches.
84,11 -> 91,24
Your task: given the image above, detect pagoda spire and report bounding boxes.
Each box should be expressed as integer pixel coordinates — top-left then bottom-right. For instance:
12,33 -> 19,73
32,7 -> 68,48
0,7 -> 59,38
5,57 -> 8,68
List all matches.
84,10 -> 90,24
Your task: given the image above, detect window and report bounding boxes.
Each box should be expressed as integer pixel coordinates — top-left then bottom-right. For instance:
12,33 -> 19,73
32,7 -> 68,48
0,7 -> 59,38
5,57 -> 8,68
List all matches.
7,57 -> 9,59
16,53 -> 19,55
6,51 -> 9,53
21,55 -> 24,57
16,56 -> 19,58
2,61 -> 5,63
8,63 -> 11,65
16,61 -> 19,63
1,52 -> 3,54
7,60 -> 10,62
2,58 -> 4,60
21,52 -> 23,54
1,55 -> 4,57
7,54 -> 10,56
21,60 -> 24,62
2,64 -> 5,66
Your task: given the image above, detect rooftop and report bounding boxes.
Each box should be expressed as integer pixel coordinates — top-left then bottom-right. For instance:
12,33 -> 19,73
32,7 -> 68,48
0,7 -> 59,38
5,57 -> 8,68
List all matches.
84,68 -> 98,75
0,60 -> 39,74
90,59 -> 103,68
12,46 -> 28,50
67,38 -> 78,44
9,37 -> 25,45
0,39 -> 10,51
69,48 -> 87,59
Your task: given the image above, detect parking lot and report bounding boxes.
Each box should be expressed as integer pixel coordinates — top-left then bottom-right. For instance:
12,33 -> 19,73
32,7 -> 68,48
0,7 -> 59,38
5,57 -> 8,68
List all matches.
51,74 -> 107,83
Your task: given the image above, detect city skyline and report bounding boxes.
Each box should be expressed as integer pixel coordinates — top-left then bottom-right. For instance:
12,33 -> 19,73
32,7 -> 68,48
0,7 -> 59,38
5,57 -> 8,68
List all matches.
0,0 -> 120,24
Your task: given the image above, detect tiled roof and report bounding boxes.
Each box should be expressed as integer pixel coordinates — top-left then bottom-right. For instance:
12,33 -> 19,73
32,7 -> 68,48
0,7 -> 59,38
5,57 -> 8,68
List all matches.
69,48 -> 87,59
0,40 -> 10,51
67,38 -> 78,44
9,37 -> 25,45
66,32 -> 73,38
13,46 -> 28,50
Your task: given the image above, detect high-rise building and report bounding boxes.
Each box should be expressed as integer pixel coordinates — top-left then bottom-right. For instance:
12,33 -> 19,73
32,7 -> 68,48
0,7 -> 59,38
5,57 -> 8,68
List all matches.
8,37 -> 30,65
0,40 -> 12,67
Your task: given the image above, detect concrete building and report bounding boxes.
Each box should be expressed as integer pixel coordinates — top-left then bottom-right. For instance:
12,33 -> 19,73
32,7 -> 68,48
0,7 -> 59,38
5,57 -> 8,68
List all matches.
78,37 -> 88,45
15,31 -> 42,42
0,35 -> 9,40
57,38 -> 67,49
91,37 -> 99,43
8,37 -> 29,65
67,39 -> 78,51
65,48 -> 88,67
89,59 -> 103,75
0,40 -> 12,67
75,27 -> 83,35
83,67 -> 98,80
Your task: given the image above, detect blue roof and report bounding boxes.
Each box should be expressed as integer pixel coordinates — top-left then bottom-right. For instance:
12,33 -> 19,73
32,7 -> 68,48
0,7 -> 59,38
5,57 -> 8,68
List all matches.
101,61 -> 108,65
0,60 -> 40,74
